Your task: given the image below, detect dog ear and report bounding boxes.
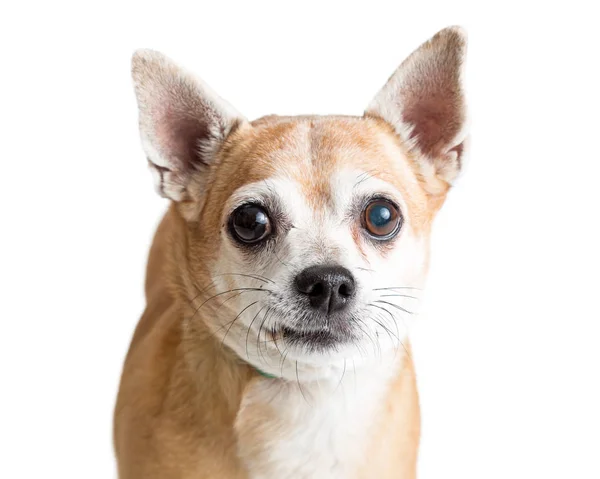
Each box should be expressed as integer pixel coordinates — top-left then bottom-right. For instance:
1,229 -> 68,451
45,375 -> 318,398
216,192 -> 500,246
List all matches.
366,26 -> 468,189
131,50 -> 245,201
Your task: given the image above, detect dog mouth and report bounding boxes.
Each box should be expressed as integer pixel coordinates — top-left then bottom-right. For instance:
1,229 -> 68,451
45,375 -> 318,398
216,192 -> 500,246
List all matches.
278,322 -> 353,350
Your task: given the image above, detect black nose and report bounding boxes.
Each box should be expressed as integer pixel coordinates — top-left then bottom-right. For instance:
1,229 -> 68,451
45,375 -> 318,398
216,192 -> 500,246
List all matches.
294,265 -> 356,314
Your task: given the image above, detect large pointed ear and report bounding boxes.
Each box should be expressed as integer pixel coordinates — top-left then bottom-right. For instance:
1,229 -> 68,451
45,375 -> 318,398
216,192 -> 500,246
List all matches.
131,50 -> 246,201
365,26 -> 468,190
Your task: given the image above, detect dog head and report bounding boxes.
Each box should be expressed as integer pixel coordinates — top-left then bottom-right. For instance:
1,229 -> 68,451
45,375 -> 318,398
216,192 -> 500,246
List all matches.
131,27 -> 468,380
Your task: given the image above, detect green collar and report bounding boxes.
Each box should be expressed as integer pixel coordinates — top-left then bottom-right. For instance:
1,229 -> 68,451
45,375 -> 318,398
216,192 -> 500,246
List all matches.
255,367 -> 277,379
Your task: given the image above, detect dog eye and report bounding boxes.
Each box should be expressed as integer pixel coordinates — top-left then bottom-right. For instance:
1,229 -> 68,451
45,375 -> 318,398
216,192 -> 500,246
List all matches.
363,199 -> 402,239
230,204 -> 272,244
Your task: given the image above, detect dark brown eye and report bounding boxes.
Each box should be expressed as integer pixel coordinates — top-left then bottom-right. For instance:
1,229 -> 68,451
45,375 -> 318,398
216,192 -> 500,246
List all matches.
230,204 -> 272,244
363,199 -> 402,239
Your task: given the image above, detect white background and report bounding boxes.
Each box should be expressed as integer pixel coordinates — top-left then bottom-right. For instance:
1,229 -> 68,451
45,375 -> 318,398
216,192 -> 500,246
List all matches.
1,1 -> 599,478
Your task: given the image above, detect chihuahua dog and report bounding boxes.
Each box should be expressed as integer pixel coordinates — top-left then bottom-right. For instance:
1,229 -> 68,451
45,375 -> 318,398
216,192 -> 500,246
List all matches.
114,26 -> 468,479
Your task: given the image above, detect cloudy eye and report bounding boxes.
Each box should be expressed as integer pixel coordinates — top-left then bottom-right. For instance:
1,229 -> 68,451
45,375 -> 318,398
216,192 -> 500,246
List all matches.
363,199 -> 402,240
230,204 -> 272,244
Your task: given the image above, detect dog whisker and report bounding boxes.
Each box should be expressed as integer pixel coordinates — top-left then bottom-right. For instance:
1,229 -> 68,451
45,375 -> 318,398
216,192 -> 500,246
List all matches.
295,361 -> 310,405
214,272 -> 275,284
353,315 -> 381,358
378,293 -> 420,300
273,249 -> 293,271
184,285 -> 271,342
256,307 -> 273,364
186,290 -> 252,340
271,325 -> 284,356
353,169 -> 378,189
280,349 -> 290,377
222,300 -> 261,348
245,304 -> 268,360
356,267 -> 376,273
193,287 -> 271,315
371,315 -> 399,342
335,359 -> 347,393
372,286 -> 422,291
373,309 -> 403,360
372,300 -> 415,315
366,303 -> 412,360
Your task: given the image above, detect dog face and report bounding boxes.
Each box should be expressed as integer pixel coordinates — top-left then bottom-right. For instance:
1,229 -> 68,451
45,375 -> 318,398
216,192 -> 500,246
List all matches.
131,27 -> 468,380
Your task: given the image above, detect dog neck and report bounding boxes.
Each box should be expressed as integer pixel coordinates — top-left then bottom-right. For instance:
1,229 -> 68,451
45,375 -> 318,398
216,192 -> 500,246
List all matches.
181,311 -> 404,478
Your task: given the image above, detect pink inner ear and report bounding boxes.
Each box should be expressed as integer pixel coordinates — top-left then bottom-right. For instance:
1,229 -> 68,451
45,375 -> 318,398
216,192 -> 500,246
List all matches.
403,89 -> 464,161
156,107 -> 211,173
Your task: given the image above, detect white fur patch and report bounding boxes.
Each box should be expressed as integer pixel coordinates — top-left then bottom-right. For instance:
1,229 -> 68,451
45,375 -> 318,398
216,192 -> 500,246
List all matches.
236,352 -> 403,479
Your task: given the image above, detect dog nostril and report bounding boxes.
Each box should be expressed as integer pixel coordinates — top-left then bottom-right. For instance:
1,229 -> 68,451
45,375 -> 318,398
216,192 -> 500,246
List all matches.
308,282 -> 325,298
338,283 -> 351,297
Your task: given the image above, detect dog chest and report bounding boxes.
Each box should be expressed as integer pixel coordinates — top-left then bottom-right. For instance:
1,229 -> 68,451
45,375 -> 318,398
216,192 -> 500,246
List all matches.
234,362 -> 398,479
